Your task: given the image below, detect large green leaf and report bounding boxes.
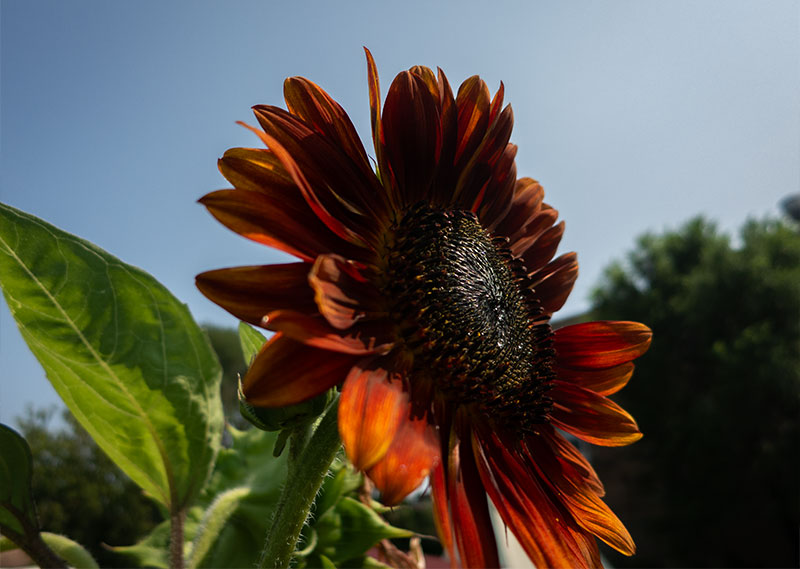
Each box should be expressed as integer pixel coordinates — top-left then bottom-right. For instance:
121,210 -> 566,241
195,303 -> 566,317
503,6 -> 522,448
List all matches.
0,424 -> 37,538
0,203 -> 223,510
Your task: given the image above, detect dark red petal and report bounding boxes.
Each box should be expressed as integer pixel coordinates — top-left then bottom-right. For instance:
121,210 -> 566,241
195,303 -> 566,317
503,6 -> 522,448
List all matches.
550,380 -> 643,447
472,430 -> 592,569
263,309 -> 394,355
529,252 -> 579,314
521,221 -> 565,273
489,82 -> 505,123
524,431 -> 635,555
200,189 -> 339,262
430,461 -> 457,567
196,264 -> 316,326
382,70 -> 442,205
218,147 -> 296,193
448,426 -> 500,569
430,68 -> 459,208
241,333 -> 356,407
454,76 -> 491,166
367,413 -> 439,506
494,178 -> 543,236
555,361 -> 636,396
510,207 -> 559,257
554,321 -> 653,369
308,253 -> 385,330
536,425 -> 606,497
476,144 -> 517,232
338,359 -> 406,470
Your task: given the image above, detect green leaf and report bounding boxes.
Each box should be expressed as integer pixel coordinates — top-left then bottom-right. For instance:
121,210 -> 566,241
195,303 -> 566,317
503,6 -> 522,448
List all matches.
187,487 -> 251,569
315,459 -> 363,519
0,203 -> 223,510
315,497 -> 413,564
238,321 -> 266,364
0,424 -> 37,538
39,533 -> 99,569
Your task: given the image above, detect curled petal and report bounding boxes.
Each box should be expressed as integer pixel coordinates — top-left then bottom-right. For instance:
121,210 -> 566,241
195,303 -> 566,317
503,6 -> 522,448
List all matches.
555,361 -> 636,396
555,321 -> 653,369
263,309 -> 393,355
550,380 -> 643,447
367,414 -> 439,506
308,254 -> 384,330
242,333 -> 356,407
196,263 -> 316,327
338,359 -> 407,470
529,252 -> 579,314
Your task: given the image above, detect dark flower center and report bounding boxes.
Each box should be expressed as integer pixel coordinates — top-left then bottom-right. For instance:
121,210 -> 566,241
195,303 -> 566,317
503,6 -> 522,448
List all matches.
380,204 -> 554,429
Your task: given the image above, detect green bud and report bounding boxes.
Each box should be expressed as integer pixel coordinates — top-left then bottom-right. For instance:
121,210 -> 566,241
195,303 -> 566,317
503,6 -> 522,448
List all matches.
238,378 -> 335,432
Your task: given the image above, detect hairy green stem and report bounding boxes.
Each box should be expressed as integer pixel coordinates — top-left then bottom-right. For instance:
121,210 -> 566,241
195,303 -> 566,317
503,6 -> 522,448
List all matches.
170,508 -> 185,569
258,398 -> 341,569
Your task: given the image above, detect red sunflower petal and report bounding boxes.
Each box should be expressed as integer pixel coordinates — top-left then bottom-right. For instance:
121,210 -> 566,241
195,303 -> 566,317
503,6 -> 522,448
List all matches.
510,207 -> 559,257
338,359 -> 407,470
241,333 -> 356,407
283,77 -> 389,221
529,252 -> 579,314
243,114 -> 378,248
524,431 -> 635,555
521,220 -> 565,273
537,425 -> 606,497
453,76 -> 491,166
555,361 -> 636,396
382,70 -> 442,205
494,177 -> 544,238
308,253 -> 385,330
200,189 -> 339,262
550,380 -> 643,447
218,147 -> 295,193
472,429 -> 592,569
430,68 -> 459,208
195,264 -> 316,327
449,425 -> 500,569
367,413 -> 439,506
476,143 -> 517,232
262,309 -> 394,355
554,321 -> 653,369
430,460 -> 457,567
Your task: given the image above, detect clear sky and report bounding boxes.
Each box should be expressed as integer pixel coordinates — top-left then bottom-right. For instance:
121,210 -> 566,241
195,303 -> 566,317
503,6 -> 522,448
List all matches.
1,0 -> 798,425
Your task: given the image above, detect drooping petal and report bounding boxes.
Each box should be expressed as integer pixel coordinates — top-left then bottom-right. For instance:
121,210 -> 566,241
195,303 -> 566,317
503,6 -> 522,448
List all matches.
242,333 -> 356,407
196,263 -> 316,326
308,253 -> 385,330
535,425 -> 606,497
262,309 -> 394,355
555,361 -> 636,396
430,460 -> 457,567
554,321 -> 653,369
524,430 -> 635,555
448,425 -> 500,569
338,358 -> 407,470
367,413 -> 439,506
550,380 -> 643,447
529,252 -> 579,314
472,429 -> 593,569
200,189 -> 348,262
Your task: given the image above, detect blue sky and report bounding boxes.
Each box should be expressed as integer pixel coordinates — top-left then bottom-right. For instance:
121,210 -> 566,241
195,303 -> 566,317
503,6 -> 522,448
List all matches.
1,0 -> 798,424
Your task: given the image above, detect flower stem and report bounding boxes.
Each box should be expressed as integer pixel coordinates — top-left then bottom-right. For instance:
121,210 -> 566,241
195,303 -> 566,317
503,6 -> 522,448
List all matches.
258,397 -> 341,569
170,508 -> 185,569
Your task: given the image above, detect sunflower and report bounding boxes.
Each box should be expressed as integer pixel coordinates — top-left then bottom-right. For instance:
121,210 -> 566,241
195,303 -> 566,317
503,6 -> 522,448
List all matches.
197,49 -> 651,569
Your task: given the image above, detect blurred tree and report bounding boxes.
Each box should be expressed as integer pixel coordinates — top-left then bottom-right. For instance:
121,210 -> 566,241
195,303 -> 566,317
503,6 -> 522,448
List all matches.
589,216 -> 800,568
17,407 -> 162,567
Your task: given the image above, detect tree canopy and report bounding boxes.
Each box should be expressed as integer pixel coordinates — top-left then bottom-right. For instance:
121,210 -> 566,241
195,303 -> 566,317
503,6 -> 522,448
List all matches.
589,216 -> 799,568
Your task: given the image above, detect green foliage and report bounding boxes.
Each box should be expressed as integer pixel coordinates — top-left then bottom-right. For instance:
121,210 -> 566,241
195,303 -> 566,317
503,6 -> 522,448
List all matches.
0,203 -> 224,511
37,533 -> 99,569
0,423 -> 38,538
591,217 -> 800,567
15,409 -> 162,567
